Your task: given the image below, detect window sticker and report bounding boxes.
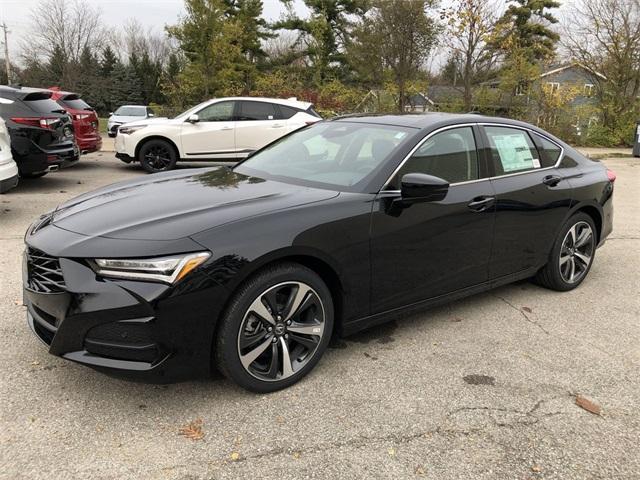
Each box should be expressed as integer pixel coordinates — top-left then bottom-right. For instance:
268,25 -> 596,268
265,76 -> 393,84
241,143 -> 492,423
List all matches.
493,134 -> 535,172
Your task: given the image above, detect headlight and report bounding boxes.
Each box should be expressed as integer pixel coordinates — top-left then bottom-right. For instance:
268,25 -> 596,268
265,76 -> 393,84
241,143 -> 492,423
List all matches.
119,125 -> 147,135
92,252 -> 211,284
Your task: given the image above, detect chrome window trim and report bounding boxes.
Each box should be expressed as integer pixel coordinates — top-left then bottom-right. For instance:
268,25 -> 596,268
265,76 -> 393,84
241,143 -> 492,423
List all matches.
380,122 -> 565,193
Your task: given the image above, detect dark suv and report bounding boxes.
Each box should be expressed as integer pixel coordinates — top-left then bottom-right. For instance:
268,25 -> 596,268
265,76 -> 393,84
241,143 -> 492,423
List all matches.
0,86 -> 79,178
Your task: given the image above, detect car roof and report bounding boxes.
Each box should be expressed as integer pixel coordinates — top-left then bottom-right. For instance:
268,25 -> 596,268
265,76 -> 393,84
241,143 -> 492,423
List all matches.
330,112 -> 539,129
213,97 -> 313,110
0,85 -> 54,100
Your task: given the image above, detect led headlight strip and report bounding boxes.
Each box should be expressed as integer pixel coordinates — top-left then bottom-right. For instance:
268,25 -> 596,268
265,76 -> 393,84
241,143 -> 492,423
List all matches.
93,252 -> 211,284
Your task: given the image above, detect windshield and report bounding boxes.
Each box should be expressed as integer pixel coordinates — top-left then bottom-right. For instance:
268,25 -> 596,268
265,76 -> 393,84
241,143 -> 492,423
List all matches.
234,122 -> 415,191
114,106 -> 146,116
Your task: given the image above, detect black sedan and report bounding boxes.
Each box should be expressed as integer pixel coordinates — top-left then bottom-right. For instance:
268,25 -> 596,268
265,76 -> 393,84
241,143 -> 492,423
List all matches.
23,114 -> 614,392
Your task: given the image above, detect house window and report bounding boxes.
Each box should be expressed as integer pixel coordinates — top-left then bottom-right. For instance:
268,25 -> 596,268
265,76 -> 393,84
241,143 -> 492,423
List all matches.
545,82 -> 560,93
584,83 -> 595,96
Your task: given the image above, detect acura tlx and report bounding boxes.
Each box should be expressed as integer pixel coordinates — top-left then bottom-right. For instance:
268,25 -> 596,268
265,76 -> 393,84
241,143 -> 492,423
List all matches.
23,114 -> 614,392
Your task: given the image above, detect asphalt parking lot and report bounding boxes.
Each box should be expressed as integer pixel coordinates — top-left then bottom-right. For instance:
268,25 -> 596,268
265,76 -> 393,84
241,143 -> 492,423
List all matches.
1,150 -> 639,479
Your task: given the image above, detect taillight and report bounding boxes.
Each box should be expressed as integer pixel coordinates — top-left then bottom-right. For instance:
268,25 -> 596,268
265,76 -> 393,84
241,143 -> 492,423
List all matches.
11,117 -> 60,129
606,169 -> 616,183
74,114 -> 91,120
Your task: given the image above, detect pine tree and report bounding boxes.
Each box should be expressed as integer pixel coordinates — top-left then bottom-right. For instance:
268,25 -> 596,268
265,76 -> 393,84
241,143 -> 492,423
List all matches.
272,0 -> 369,85
100,46 -> 119,77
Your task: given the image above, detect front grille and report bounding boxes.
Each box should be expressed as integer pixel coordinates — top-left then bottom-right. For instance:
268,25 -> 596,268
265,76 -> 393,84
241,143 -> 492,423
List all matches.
26,247 -> 66,293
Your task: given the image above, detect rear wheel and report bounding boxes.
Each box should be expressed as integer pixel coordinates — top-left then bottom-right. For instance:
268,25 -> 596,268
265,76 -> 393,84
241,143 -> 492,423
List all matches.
535,213 -> 597,291
138,139 -> 177,173
215,263 -> 333,393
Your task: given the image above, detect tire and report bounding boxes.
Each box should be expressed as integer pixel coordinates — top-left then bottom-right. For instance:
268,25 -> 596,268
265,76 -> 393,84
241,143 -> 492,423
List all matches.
20,171 -> 48,179
215,262 -> 334,393
138,139 -> 178,173
535,212 -> 597,291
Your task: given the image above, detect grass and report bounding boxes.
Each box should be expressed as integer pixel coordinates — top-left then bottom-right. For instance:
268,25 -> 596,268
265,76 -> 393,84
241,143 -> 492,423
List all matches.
98,118 -> 109,135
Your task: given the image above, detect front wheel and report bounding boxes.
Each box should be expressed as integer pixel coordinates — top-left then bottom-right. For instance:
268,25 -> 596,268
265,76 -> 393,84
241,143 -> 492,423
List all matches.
535,212 -> 597,291
215,263 -> 334,393
138,139 -> 178,173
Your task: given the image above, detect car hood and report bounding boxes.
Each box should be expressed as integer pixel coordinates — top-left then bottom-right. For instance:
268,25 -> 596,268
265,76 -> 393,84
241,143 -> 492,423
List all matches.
109,116 -> 166,125
51,167 -> 339,240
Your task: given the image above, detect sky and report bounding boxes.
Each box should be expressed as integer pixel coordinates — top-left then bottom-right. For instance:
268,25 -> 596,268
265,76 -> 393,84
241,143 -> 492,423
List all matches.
0,0 -> 306,60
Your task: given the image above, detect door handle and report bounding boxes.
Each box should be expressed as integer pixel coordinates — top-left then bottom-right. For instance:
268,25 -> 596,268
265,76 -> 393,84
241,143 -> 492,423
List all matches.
467,196 -> 495,212
220,126 -> 233,131
271,124 -> 285,128
542,174 -> 562,187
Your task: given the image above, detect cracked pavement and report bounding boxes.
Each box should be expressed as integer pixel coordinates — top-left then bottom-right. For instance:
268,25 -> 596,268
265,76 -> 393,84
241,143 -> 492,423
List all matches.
1,152 -> 639,479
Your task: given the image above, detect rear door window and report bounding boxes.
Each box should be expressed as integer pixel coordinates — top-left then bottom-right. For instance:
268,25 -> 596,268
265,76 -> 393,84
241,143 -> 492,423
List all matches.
277,105 -> 301,119
238,101 -> 278,121
483,126 -> 541,175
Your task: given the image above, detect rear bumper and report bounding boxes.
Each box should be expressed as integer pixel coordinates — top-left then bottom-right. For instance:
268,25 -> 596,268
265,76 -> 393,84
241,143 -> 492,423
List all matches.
76,134 -> 102,153
14,145 -> 80,176
0,160 -> 19,193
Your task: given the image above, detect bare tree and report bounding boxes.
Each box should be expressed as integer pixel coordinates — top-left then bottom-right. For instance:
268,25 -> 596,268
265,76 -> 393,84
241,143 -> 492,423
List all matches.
23,0 -> 104,61
441,0 -> 501,111
21,0 -> 105,85
564,0 -> 640,128
122,19 -> 171,66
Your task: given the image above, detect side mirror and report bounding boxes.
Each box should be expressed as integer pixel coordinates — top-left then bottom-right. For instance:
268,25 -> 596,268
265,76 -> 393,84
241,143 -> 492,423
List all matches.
109,112 -> 114,116
400,173 -> 449,202
148,113 -> 155,117
186,114 -> 200,123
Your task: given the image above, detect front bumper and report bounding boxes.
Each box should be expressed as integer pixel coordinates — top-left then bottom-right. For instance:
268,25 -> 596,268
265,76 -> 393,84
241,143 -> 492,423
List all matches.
114,132 -> 135,157
23,230 -> 229,382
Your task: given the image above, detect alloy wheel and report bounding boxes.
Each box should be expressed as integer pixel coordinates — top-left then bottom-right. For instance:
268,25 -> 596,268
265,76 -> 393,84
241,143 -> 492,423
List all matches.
144,145 -> 172,170
237,281 -> 326,382
559,221 -> 595,284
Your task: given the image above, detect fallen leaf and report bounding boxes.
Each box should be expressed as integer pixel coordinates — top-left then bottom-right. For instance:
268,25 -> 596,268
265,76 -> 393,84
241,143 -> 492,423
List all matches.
414,465 -> 426,475
388,447 -> 396,457
178,419 -> 204,440
575,395 -> 601,415
450,317 -> 463,322
275,415 -> 285,424
292,451 -> 301,459
522,306 -> 532,313
14,300 -> 21,306
230,452 -> 241,461
531,465 -> 542,472
31,361 -> 40,366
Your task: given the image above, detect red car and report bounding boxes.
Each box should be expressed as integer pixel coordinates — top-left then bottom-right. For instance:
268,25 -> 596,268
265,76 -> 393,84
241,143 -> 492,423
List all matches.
48,87 -> 102,153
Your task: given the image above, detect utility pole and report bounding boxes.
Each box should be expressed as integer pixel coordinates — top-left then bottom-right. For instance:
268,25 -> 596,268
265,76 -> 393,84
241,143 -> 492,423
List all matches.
1,22 -> 10,84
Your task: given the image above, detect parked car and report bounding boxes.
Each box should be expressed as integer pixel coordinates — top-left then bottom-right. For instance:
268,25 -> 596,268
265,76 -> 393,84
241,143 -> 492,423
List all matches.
107,105 -> 155,137
0,86 -> 79,178
114,97 -> 322,173
0,117 -> 18,193
23,114 -> 614,392
48,87 -> 102,153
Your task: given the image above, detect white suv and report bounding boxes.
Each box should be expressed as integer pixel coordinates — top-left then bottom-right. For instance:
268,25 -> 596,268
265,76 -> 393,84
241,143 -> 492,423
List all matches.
115,97 -> 322,173
0,118 -> 18,193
